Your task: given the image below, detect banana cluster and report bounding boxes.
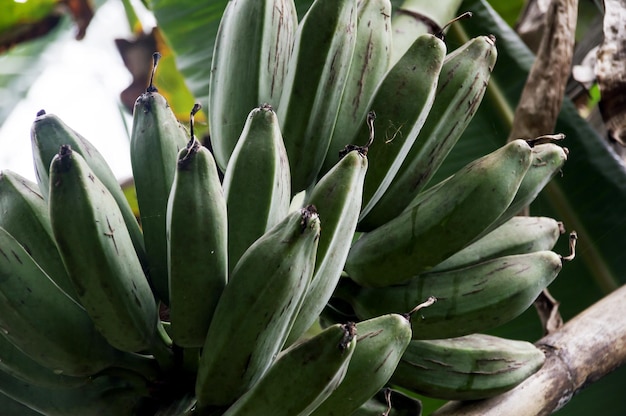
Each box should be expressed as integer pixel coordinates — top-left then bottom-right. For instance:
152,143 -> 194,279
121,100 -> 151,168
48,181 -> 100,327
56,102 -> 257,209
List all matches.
0,0 -> 575,414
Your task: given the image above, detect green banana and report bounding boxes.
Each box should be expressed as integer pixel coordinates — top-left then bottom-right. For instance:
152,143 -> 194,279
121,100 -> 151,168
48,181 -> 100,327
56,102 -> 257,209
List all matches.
0,333 -> 89,389
195,206 -> 321,408
429,215 -> 564,273
30,110 -> 147,276
0,226 -> 146,376
0,169 -> 78,301
0,370 -> 150,416
355,34 -> 447,222
130,52 -> 189,304
49,146 -> 158,353
166,104 -> 228,348
286,148 -> 368,345
320,0 -> 392,176
0,390 -> 43,416
339,250 -> 563,339
345,139 -> 533,287
278,0 -> 357,193
222,104 -> 291,271
498,140 -> 569,221
209,0 -> 297,171
391,334 -> 546,400
222,322 -> 357,416
360,35 -> 498,230
310,314 -> 412,416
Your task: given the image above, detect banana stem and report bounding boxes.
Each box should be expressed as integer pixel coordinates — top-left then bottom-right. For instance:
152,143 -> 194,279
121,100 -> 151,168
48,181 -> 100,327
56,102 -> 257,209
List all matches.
147,321 -> 175,373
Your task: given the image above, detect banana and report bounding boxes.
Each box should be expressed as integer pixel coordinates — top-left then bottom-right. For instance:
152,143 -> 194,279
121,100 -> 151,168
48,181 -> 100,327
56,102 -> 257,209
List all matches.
49,145 -> 158,353
0,390 -> 42,416
320,0 -> 392,176
360,35 -> 498,230
166,104 -> 228,348
222,322 -> 357,416
222,104 -> 291,271
130,52 -> 189,304
345,139 -> 533,287
285,148 -> 367,345
209,0 -> 297,171
0,333 -> 89,389
391,334 -> 546,400
0,169 -> 78,301
0,370 -> 150,416
30,110 -> 147,277
0,226 -> 150,377
354,34 -> 447,223
309,314 -> 412,416
277,0 -> 358,193
429,215 -> 564,273
499,140 -> 569,221
195,206 -> 321,408
339,250 -> 563,339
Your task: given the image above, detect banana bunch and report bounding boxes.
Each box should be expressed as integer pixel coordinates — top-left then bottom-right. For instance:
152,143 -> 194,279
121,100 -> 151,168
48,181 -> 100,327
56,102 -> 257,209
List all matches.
0,0 -> 577,413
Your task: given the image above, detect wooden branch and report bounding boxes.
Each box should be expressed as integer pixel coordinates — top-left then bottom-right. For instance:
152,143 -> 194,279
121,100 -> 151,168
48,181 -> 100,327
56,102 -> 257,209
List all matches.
507,0 -> 578,142
431,284 -> 626,416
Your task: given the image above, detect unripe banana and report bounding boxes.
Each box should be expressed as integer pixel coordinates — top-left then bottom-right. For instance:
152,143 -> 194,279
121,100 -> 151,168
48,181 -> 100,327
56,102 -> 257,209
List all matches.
222,322 -> 357,416
499,140 -> 569,221
355,34 -> 447,222
30,111 -> 147,276
166,105 -> 228,348
130,53 -> 189,304
0,391 -> 41,416
345,139 -> 533,287
0,226 -> 139,376
0,370 -> 149,416
195,206 -> 321,408
0,170 -> 77,301
209,0 -> 297,171
392,334 -> 545,400
222,104 -> 290,271
320,0 -> 392,176
278,0 -> 358,193
49,146 -> 158,352
0,332 -> 88,389
429,215 -> 564,273
360,35 -> 498,229
286,148 -> 367,345
339,250 -> 563,339
310,314 -> 412,416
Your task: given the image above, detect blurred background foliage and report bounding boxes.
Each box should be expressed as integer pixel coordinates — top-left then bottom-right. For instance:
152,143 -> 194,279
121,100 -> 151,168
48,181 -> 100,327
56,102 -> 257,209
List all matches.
1,0 -> 625,414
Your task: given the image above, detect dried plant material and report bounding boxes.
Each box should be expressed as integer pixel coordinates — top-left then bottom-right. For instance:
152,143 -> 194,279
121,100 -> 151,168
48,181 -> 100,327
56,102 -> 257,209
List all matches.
515,0 -> 552,53
596,0 -> 626,147
115,29 -> 158,113
508,0 -> 578,142
0,0 -> 93,53
534,289 -> 563,335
